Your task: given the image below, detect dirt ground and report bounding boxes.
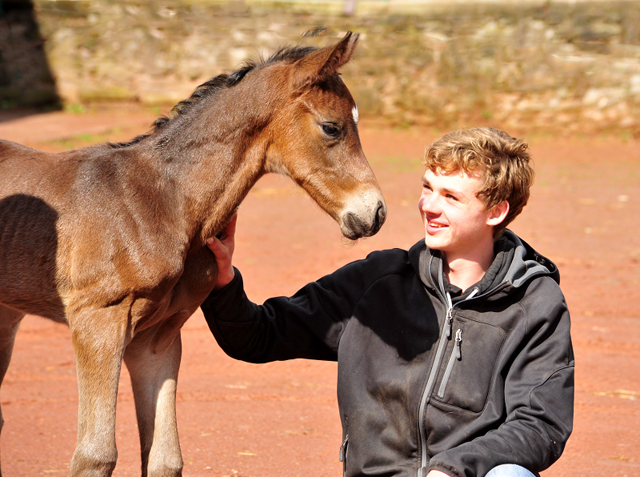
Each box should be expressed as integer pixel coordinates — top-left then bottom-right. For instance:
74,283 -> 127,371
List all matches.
0,105 -> 639,476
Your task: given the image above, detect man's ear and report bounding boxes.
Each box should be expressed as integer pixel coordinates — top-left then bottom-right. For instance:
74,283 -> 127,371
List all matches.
487,200 -> 510,227
292,31 -> 359,90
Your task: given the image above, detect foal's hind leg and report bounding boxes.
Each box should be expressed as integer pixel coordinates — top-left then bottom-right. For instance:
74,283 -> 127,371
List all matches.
124,323 -> 184,477
0,305 -> 24,473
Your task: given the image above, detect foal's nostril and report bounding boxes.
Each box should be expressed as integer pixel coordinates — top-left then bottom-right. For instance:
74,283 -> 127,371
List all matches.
374,201 -> 387,231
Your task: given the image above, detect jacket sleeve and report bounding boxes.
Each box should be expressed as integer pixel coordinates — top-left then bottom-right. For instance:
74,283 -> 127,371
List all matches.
427,279 -> 575,477
201,257 -> 380,363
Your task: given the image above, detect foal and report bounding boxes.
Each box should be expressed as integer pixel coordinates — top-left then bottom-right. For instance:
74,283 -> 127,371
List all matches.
0,32 -> 386,476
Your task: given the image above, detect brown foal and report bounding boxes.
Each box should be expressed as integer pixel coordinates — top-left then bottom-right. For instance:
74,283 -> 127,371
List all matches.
0,32 -> 386,476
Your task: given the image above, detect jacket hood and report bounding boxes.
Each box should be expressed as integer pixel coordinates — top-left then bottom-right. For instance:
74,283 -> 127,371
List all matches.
409,230 -> 560,301
503,230 -> 559,287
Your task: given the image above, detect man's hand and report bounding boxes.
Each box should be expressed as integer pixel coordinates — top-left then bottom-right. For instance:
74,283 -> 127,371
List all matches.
206,213 -> 237,290
427,471 -> 451,477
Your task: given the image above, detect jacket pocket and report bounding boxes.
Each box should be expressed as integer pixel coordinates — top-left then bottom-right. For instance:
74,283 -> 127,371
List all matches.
437,328 -> 463,399
433,317 -> 506,413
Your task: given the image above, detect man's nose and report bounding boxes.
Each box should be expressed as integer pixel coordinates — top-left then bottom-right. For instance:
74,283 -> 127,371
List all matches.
419,193 -> 440,213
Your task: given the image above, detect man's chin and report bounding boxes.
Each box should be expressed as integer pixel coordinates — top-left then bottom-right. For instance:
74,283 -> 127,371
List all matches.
424,236 -> 446,251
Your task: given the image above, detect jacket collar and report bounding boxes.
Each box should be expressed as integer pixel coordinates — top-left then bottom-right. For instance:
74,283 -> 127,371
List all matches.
409,230 -> 560,302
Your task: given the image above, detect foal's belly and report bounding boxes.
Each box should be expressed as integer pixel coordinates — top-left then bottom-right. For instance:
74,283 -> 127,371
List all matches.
0,195 -> 66,322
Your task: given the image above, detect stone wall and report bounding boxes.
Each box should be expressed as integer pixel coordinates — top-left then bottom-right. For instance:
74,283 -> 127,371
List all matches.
0,0 -> 59,107
2,0 -> 640,134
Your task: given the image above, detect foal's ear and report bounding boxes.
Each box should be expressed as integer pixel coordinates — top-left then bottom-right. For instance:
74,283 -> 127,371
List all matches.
293,31 -> 359,89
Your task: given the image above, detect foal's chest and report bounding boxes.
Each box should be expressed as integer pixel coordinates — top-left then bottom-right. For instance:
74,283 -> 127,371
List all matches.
166,247 -> 219,314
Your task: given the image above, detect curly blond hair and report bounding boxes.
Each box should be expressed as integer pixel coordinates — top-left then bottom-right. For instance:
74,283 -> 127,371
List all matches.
423,127 -> 535,238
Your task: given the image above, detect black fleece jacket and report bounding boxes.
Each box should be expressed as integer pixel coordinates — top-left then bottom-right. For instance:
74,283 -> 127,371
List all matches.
201,231 -> 574,477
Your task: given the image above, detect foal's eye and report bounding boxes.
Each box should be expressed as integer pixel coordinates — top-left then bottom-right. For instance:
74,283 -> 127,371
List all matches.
321,123 -> 341,138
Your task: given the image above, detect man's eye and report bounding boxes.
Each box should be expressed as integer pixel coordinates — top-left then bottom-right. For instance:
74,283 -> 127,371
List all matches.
321,123 -> 341,138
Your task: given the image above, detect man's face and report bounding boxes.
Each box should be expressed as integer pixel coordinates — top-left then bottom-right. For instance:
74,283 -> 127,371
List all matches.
418,168 -> 504,259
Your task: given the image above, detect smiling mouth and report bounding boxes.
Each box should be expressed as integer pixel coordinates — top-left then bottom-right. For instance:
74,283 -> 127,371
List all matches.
428,221 -> 448,229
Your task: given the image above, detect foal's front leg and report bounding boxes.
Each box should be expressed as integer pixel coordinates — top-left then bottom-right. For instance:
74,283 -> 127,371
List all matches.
68,305 -> 129,477
124,322 -> 184,477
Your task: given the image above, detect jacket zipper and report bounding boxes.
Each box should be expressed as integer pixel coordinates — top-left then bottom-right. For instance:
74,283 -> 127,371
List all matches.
339,434 -> 349,463
339,415 -> 349,476
417,287 -> 478,477
437,328 -> 462,399
417,292 -> 453,477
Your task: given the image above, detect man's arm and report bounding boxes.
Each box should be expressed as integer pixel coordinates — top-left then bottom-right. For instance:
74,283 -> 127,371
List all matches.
202,214 -> 373,363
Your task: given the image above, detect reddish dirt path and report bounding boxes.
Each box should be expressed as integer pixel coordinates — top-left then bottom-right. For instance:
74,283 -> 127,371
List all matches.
1,107 -> 639,476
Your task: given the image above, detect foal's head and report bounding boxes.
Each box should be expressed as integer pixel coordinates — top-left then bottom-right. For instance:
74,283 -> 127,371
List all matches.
258,32 -> 386,239
111,32 -> 386,240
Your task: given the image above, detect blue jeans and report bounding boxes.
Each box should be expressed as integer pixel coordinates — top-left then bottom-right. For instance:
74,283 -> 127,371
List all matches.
485,464 -> 536,477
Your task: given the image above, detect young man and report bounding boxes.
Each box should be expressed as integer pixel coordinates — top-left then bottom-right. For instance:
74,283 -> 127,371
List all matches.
202,127 -> 574,477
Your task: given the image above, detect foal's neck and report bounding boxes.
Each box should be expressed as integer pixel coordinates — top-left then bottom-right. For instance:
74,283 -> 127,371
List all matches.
150,78 -> 277,245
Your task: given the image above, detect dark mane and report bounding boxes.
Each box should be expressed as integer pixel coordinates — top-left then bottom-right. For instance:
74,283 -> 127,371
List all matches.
108,44 -> 319,149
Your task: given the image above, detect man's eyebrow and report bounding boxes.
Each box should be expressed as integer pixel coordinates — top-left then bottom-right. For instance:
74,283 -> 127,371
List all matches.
422,176 -> 468,198
425,181 -> 464,197
441,187 -> 462,196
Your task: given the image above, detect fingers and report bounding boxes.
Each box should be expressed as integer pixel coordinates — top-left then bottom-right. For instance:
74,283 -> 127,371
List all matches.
214,213 -> 238,243
206,236 -> 224,255
206,213 -> 238,290
207,235 -> 233,262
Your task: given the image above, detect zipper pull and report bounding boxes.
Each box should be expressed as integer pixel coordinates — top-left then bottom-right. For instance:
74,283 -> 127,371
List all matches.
446,307 -> 453,339
455,329 -> 462,360
445,292 -> 453,339
339,434 -> 349,462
